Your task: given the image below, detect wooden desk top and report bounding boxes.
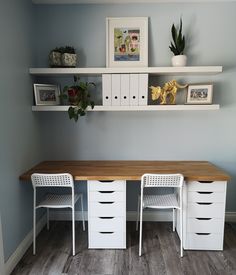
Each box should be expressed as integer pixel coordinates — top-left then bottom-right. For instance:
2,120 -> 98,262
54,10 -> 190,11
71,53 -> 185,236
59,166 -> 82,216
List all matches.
19,161 -> 230,182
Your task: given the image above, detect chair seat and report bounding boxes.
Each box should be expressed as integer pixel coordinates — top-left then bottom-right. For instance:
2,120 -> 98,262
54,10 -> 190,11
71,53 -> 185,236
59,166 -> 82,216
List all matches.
143,194 -> 179,209
36,193 -> 81,208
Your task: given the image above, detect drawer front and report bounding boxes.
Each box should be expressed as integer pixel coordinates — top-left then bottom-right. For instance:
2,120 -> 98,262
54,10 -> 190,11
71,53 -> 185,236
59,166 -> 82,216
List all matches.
88,180 -> 126,192
187,202 -> 225,218
89,231 -> 126,249
89,201 -> 125,217
187,181 -> 226,192
89,190 -> 124,202
89,217 -> 125,232
187,218 -> 224,233
188,191 -> 225,203
185,233 -> 223,250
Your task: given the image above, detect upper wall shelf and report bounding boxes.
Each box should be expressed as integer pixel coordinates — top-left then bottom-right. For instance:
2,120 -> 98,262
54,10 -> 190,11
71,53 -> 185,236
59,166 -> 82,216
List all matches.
32,105 -> 220,112
32,0 -> 235,4
29,66 -> 223,76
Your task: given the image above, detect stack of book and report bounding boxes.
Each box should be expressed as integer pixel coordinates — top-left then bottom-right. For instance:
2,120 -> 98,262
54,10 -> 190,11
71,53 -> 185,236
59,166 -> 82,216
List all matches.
102,74 -> 148,106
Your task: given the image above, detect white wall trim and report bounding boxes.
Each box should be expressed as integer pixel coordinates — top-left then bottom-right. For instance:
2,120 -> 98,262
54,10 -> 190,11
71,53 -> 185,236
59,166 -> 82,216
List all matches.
50,210 -> 236,222
5,215 -> 46,275
0,215 -> 5,275
32,0 -> 236,4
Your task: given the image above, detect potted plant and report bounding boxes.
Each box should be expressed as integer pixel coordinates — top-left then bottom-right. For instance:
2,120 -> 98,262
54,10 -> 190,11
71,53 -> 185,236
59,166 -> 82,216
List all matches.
169,18 -> 187,67
61,76 -> 95,122
61,46 -> 77,67
49,47 -> 63,67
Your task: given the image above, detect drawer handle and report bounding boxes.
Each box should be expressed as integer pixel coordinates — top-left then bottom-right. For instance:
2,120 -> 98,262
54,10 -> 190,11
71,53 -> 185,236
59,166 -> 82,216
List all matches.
99,180 -> 114,183
99,232 -> 114,234
197,192 -> 213,194
98,191 -> 115,194
98,202 -> 114,204
196,202 -> 213,205
198,181 -> 213,183
99,217 -> 114,219
195,233 -> 211,235
196,218 -> 212,220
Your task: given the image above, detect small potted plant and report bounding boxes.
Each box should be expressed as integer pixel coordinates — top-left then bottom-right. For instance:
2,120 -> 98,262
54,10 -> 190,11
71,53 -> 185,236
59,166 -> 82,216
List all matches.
61,76 -> 95,122
49,47 -> 63,67
169,18 -> 187,67
61,46 -> 77,67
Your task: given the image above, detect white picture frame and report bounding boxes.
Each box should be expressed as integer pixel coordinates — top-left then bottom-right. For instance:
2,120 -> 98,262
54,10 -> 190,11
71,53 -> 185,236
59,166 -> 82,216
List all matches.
34,84 -> 60,106
106,17 -> 148,68
186,84 -> 213,105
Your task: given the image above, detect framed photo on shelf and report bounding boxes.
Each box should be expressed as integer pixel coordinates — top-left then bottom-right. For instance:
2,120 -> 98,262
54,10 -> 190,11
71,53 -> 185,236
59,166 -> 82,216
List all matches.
34,84 -> 60,105
186,84 -> 213,104
106,17 -> 148,68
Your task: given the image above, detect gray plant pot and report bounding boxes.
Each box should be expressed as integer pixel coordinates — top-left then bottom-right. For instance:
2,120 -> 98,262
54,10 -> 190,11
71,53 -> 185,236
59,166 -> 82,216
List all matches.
49,51 -> 62,67
61,53 -> 77,67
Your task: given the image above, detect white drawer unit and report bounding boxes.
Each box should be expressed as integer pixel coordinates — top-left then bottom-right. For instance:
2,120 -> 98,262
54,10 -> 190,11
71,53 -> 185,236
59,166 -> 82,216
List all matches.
184,181 -> 227,251
88,180 -> 126,249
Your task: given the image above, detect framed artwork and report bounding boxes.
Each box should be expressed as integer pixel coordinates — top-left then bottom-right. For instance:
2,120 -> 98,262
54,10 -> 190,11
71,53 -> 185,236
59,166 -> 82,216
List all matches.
34,84 -> 60,105
106,17 -> 148,67
186,84 -> 213,104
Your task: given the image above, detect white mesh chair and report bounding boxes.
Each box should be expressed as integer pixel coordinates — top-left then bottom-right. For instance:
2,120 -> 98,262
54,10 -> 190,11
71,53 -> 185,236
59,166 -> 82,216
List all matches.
137,173 -> 184,257
31,173 -> 85,256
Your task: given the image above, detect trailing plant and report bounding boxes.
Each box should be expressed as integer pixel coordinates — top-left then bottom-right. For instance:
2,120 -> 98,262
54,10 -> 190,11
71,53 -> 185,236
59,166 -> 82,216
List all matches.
61,76 -> 95,122
169,18 -> 185,56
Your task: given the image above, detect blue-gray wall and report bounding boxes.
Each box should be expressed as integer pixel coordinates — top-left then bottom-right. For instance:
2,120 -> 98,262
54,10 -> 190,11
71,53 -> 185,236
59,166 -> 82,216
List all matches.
33,3 -> 236,211
0,0 -> 44,261
1,1 -> 236,263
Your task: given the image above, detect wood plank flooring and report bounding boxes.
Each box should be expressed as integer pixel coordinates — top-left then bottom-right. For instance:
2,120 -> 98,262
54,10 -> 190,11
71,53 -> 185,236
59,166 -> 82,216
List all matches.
12,222 -> 236,275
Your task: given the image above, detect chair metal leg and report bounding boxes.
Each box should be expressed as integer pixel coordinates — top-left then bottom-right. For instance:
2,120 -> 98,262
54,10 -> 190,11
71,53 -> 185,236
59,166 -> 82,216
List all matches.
33,207 -> 36,255
139,205 -> 143,256
72,207 -> 75,256
47,208 -> 49,230
173,208 -> 175,232
180,207 -> 183,257
81,195 -> 85,231
136,196 -> 140,231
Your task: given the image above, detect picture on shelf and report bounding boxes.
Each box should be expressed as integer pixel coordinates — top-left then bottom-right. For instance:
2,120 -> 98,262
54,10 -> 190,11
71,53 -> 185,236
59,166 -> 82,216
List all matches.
34,84 -> 60,105
114,28 -> 140,61
186,84 -> 213,104
106,17 -> 148,67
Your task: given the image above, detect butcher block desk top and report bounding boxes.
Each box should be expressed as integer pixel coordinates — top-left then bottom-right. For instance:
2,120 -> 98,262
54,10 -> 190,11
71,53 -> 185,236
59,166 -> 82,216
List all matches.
19,161 -> 230,182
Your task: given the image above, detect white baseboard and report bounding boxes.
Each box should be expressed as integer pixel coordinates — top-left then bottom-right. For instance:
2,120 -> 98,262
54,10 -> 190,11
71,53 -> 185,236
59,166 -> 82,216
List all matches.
225,212 -> 236,222
5,214 -> 46,275
50,210 -> 236,223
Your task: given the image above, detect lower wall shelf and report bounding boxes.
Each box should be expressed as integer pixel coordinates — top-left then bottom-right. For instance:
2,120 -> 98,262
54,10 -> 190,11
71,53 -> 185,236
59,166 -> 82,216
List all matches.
32,105 -> 220,112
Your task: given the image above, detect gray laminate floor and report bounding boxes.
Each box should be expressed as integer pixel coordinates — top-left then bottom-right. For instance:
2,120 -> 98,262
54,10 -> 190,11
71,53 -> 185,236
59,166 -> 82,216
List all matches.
12,222 -> 236,275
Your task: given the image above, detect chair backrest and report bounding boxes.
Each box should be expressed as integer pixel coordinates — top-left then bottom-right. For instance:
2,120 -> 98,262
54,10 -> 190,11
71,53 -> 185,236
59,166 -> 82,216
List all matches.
31,173 -> 74,188
141,173 -> 184,189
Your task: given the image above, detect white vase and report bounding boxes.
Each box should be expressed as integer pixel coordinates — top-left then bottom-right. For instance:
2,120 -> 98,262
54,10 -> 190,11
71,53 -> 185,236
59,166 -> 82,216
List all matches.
171,55 -> 187,67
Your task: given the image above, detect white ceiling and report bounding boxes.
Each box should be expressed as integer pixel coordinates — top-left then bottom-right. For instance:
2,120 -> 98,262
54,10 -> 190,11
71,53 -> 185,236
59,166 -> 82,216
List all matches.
32,0 -> 236,4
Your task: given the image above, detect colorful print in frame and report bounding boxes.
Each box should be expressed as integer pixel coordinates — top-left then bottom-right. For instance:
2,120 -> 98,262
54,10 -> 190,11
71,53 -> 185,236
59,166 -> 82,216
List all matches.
106,17 -> 148,67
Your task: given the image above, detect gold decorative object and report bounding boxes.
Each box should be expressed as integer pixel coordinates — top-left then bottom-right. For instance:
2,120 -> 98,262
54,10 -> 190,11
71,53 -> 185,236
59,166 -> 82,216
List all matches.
150,80 -> 188,105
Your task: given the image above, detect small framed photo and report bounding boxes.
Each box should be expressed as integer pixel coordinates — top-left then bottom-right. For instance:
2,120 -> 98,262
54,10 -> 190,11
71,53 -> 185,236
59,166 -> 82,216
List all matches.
34,84 -> 60,105
106,17 -> 148,67
186,84 -> 213,104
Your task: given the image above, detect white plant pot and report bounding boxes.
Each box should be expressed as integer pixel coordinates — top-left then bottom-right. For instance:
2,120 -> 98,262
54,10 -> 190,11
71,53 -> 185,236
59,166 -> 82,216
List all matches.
171,55 -> 187,67
61,53 -> 77,67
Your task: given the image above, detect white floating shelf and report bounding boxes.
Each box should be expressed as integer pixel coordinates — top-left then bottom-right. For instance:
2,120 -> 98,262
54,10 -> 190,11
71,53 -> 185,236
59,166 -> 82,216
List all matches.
29,66 -> 222,76
32,105 -> 220,112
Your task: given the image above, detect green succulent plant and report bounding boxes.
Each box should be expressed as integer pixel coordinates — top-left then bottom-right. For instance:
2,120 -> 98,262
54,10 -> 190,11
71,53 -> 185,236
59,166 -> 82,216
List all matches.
61,76 -> 95,122
169,18 -> 185,56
